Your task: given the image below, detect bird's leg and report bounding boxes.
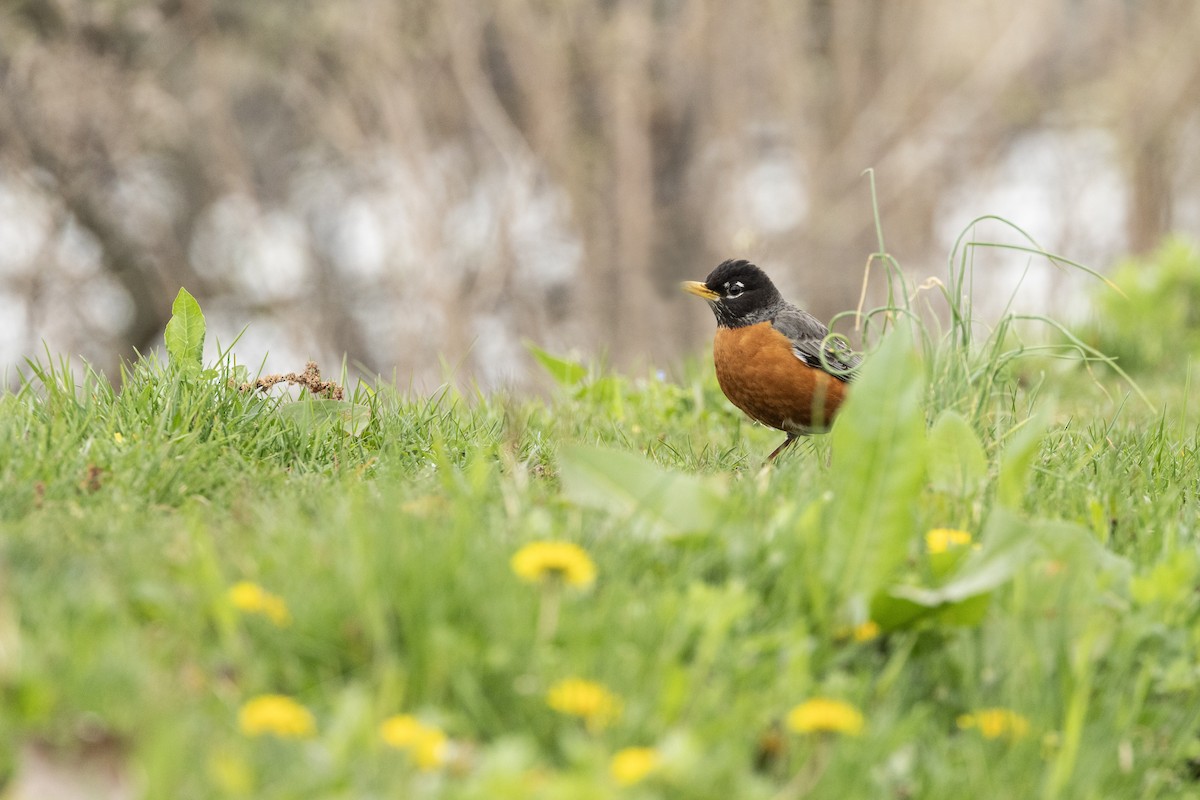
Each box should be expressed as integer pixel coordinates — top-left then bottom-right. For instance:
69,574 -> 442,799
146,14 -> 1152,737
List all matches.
766,433 -> 800,462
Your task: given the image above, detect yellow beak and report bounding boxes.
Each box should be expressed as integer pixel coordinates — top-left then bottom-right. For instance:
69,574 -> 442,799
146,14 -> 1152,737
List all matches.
681,281 -> 720,300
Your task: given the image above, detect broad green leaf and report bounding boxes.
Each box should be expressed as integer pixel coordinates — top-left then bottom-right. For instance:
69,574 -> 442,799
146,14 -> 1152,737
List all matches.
996,412 -> 1046,508
164,288 -> 206,371
870,588 -> 992,630
871,507 -> 1128,631
930,591 -> 991,626
558,443 -> 726,538
1032,516 -> 1131,585
869,591 -> 931,629
927,409 -> 988,495
888,508 -> 1037,609
526,342 -> 587,387
277,398 -> 371,437
826,330 -> 927,602
870,508 -> 1030,631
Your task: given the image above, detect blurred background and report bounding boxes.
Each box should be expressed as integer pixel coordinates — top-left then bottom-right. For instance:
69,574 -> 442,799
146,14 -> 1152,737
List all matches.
1,0 -> 1198,391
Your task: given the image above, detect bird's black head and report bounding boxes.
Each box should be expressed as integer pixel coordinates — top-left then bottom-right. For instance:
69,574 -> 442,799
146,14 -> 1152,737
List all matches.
682,259 -> 784,327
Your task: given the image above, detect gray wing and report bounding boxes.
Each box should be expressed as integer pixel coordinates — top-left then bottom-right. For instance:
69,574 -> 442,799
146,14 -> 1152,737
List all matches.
771,306 -> 861,381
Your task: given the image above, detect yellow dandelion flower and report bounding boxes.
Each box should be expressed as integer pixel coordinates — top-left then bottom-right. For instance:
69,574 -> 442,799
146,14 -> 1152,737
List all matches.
238,694 -> 316,738
610,747 -> 659,786
228,581 -> 291,627
547,678 -> 621,728
511,542 -> 597,587
957,708 -> 1030,740
925,528 -> 973,555
113,432 -> 125,444
852,621 -> 881,642
380,714 -> 425,748
786,698 -> 865,736
380,714 -> 449,770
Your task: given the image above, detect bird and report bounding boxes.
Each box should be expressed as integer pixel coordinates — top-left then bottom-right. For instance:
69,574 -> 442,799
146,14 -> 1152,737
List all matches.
683,259 -> 860,461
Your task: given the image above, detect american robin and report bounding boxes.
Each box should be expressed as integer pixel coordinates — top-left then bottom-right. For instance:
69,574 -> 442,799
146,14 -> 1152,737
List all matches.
683,259 -> 860,461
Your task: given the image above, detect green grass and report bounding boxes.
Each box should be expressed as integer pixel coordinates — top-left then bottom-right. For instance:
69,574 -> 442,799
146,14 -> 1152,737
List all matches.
2,236 -> 1200,798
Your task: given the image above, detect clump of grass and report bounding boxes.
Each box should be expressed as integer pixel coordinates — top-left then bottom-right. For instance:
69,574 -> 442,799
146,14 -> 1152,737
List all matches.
841,170 -> 1148,444
2,348 -> 344,512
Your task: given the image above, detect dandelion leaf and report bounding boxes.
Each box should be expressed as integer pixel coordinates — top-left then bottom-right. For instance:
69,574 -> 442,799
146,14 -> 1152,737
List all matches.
164,288 -> 206,371
527,342 -> 587,387
871,507 -> 1127,631
558,444 -> 726,538
825,330 -> 927,602
927,409 -> 988,495
996,413 -> 1046,509
871,588 -> 992,630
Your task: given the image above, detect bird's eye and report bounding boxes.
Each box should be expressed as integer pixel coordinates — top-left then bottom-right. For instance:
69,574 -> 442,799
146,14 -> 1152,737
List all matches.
726,281 -> 745,298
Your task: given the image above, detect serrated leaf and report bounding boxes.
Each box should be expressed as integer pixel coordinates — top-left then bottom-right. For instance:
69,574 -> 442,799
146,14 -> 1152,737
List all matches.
927,409 -> 988,495
277,398 -> 371,437
526,342 -> 587,387
558,444 -> 726,538
164,288 -> 206,371
825,330 -> 927,602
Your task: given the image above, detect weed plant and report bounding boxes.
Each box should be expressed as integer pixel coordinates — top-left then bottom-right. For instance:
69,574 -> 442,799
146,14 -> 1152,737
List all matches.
0,214 -> 1198,798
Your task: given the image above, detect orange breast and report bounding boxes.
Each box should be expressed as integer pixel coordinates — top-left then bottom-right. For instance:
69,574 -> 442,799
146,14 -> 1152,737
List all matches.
713,322 -> 848,433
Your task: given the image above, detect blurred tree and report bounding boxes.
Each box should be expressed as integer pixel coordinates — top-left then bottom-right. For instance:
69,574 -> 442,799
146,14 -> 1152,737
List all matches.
0,0 -> 1197,386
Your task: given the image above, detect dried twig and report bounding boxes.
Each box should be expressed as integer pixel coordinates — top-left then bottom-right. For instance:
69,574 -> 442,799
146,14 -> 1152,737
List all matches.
239,361 -> 344,400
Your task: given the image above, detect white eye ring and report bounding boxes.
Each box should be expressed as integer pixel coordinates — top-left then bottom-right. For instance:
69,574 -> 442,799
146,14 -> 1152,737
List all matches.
726,281 -> 745,298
